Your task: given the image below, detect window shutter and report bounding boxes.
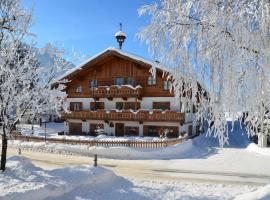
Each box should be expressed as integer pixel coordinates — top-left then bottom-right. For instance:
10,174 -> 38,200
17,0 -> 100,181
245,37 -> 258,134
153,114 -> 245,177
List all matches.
70,103 -> 74,111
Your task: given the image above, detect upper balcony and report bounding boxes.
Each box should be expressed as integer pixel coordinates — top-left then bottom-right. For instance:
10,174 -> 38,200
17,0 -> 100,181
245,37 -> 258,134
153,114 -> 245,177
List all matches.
68,85 -> 143,99
61,109 -> 185,123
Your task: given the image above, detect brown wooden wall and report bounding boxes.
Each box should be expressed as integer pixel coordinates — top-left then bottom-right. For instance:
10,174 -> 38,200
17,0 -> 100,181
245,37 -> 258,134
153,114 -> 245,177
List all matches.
65,55 -> 173,97
69,122 -> 82,135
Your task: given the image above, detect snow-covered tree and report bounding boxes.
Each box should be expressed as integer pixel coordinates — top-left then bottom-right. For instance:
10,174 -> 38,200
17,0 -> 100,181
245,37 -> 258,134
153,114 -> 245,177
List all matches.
0,0 -> 70,171
95,125 -> 105,136
138,0 -> 270,147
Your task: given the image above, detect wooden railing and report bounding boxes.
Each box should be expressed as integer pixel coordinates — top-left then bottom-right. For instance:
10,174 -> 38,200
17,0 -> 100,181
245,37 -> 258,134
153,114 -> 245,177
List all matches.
61,110 -> 185,122
68,85 -> 143,98
12,134 -> 187,148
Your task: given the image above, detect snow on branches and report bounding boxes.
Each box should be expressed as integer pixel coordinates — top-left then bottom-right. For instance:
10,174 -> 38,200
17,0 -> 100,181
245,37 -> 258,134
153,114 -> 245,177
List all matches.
0,0 -> 72,170
138,0 -> 270,147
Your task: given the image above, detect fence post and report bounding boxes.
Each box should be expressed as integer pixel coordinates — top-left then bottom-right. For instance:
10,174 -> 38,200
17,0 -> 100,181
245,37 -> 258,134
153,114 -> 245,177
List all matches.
93,154 -> 97,167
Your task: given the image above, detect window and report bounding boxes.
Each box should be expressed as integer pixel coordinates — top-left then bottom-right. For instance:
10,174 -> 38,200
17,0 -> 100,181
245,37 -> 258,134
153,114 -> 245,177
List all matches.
89,80 -> 98,88
70,102 -> 82,111
115,77 -> 124,86
148,76 -> 156,85
153,102 -> 170,110
127,77 -> 134,86
116,102 -> 123,110
124,102 -> 140,110
148,126 -> 158,137
75,85 -> 82,93
125,126 -> 139,136
90,102 -> 104,110
164,81 -> 172,90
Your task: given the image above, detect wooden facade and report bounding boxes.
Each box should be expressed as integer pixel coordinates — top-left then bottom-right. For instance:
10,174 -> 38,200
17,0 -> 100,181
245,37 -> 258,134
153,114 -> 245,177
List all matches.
65,52 -> 174,98
61,48 -> 193,137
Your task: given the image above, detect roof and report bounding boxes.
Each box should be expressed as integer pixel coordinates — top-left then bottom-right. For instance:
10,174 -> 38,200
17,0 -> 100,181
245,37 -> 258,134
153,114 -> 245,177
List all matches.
115,31 -> 126,37
57,47 -> 167,81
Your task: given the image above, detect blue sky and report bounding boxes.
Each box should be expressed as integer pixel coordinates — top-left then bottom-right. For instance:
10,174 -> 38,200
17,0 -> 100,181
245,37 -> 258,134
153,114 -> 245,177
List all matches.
23,0 -> 155,62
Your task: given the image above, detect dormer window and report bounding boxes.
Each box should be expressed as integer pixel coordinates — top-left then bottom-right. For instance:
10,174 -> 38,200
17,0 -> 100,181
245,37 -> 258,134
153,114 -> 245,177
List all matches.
115,77 -> 124,86
90,80 -> 98,88
76,85 -> 82,93
164,81 -> 172,90
148,76 -> 156,85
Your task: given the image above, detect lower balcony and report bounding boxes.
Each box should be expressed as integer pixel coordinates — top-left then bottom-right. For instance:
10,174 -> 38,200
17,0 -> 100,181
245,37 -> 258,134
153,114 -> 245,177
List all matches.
61,110 -> 185,123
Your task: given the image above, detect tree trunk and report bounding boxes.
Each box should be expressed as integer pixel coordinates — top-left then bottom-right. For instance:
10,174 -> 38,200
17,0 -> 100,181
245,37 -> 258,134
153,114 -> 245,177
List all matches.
0,133 -> 7,171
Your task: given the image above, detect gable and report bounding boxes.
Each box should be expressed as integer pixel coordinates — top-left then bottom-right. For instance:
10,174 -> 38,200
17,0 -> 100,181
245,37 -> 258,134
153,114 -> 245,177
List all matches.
73,55 -> 152,81
58,47 -> 166,81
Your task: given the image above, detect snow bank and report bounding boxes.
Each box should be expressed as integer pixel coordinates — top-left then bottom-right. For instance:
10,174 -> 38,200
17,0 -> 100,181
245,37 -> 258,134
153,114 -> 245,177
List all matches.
0,156 -> 116,200
9,138 -> 193,159
234,184 -> 270,200
17,122 -> 64,137
246,143 -> 270,157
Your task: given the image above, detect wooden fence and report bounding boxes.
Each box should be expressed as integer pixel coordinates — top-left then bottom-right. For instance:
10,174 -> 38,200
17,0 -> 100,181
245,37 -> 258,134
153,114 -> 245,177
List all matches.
12,135 -> 187,148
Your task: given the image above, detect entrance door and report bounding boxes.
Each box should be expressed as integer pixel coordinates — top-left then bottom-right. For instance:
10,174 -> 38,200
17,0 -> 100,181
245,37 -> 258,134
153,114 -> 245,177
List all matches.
115,123 -> 124,137
69,122 -> 82,135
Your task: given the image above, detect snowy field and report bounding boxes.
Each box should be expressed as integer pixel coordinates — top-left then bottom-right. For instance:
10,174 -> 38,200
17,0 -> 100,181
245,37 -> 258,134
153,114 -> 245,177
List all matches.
1,155 -> 269,200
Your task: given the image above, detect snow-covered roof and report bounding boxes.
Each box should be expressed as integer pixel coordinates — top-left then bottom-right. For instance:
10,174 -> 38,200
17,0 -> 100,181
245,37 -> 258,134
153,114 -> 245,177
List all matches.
115,31 -> 126,37
57,47 -> 167,81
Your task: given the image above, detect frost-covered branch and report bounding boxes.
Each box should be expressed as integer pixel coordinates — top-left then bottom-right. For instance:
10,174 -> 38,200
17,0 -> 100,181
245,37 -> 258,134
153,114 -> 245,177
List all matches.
138,0 -> 270,147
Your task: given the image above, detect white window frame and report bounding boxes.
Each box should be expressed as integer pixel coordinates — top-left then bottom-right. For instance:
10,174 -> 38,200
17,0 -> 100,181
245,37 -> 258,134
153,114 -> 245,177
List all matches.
76,85 -> 82,93
164,81 -> 172,90
127,77 -> 134,86
115,77 -> 124,86
74,103 -> 81,111
90,80 -> 98,88
148,76 -> 156,85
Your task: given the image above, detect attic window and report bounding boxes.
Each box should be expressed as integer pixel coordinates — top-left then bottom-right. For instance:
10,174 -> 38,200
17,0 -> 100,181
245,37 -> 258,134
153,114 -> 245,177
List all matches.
76,85 -> 82,93
115,77 -> 124,86
90,80 -> 98,88
127,77 -> 135,86
148,76 -> 156,85
164,81 -> 172,90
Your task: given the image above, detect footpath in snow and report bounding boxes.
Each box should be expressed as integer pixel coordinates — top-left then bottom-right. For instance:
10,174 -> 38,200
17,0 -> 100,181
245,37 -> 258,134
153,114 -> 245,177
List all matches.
1,155 -> 269,200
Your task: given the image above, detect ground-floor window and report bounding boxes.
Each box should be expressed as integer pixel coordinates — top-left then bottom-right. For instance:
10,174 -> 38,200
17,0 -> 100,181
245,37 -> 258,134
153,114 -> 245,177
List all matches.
144,125 -> 179,137
148,126 -> 159,137
124,126 -> 139,136
90,123 -> 104,136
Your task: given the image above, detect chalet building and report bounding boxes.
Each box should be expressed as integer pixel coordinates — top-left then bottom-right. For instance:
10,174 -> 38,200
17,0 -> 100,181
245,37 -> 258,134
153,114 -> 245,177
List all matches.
60,27 -> 198,137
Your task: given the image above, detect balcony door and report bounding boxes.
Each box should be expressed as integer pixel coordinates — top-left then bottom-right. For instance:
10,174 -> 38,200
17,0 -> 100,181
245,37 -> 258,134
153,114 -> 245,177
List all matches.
115,123 -> 124,137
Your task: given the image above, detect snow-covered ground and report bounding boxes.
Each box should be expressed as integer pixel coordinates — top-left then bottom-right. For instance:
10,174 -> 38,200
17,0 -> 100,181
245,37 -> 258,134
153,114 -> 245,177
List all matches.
235,184 -> 270,200
2,121 -> 269,199
10,122 -> 270,160
1,155 -> 268,200
16,122 -> 170,142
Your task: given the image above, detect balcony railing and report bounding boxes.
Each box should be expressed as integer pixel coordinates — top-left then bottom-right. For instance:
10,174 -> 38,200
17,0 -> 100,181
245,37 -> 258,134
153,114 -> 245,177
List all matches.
68,85 -> 143,99
61,109 -> 185,122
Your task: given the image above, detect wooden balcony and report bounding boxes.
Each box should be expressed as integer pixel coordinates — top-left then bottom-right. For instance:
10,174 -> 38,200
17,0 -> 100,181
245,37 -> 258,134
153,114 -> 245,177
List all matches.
61,110 -> 185,123
68,85 -> 143,99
